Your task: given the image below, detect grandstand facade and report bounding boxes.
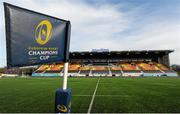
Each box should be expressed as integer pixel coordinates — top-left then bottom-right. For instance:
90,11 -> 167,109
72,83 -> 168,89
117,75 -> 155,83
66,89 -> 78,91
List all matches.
32,50 -> 178,77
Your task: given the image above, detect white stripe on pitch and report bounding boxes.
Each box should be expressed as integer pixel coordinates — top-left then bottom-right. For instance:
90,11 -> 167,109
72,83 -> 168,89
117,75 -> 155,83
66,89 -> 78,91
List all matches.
87,78 -> 100,114
73,95 -> 131,97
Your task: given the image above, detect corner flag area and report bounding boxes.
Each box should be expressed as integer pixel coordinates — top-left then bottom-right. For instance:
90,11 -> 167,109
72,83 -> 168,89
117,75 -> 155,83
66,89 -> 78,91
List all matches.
0,77 -> 180,113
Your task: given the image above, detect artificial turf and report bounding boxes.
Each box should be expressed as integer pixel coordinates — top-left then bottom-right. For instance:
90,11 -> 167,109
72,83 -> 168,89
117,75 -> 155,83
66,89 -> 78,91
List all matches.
0,77 -> 180,113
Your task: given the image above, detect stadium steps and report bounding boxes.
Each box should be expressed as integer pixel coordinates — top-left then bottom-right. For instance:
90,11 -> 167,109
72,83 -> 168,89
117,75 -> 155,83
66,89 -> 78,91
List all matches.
120,66 -> 124,76
89,69 -> 92,76
108,66 -> 112,76
78,69 -> 81,74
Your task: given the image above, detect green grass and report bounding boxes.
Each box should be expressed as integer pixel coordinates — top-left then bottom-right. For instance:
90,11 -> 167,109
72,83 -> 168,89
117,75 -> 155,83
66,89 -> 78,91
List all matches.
178,72 -> 180,76
0,77 -> 180,113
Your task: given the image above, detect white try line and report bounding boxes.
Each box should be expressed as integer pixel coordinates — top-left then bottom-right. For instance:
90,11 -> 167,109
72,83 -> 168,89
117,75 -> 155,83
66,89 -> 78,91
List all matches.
87,77 -> 100,114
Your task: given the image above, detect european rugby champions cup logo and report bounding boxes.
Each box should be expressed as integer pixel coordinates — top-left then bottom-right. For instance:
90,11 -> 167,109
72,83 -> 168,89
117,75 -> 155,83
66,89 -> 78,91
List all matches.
35,20 -> 52,45
57,104 -> 68,113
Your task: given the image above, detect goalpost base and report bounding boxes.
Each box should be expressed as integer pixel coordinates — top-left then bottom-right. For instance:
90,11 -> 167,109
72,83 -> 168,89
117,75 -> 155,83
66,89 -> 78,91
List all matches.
55,88 -> 71,113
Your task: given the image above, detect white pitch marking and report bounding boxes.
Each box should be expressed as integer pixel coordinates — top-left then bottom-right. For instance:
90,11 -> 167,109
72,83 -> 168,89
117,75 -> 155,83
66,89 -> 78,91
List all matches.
87,78 -> 100,114
73,95 -> 92,96
73,95 -> 131,97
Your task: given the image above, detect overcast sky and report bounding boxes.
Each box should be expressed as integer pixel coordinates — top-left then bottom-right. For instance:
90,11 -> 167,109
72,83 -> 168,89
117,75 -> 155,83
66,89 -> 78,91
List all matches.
0,0 -> 180,67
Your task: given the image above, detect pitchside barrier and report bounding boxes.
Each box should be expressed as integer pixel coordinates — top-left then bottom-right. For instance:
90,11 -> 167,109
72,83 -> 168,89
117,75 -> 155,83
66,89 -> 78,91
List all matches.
4,3 -> 71,113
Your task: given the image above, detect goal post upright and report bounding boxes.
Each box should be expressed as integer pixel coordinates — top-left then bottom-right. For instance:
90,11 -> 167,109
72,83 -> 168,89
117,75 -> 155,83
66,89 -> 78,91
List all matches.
62,62 -> 69,90
62,20 -> 71,90
55,21 -> 71,113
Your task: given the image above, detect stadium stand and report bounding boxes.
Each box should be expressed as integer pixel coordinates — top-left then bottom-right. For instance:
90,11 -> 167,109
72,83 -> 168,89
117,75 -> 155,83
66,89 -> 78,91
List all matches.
120,63 -> 142,76
79,65 -> 91,76
110,66 -> 122,76
44,64 -> 63,73
32,64 -> 63,76
137,62 -> 162,76
137,62 -> 160,71
32,50 -> 178,77
120,63 -> 138,70
68,64 -> 81,76
91,66 -> 109,76
156,63 -> 169,71
154,63 -> 178,76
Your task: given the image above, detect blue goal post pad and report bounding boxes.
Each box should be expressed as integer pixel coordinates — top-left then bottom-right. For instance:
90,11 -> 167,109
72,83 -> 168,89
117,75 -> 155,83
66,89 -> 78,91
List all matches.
4,2 -> 71,67
55,88 -> 71,113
